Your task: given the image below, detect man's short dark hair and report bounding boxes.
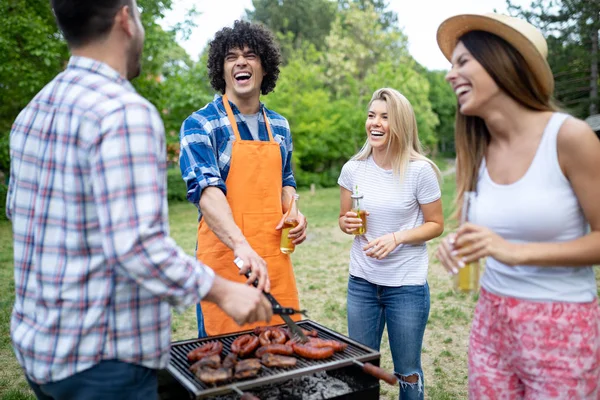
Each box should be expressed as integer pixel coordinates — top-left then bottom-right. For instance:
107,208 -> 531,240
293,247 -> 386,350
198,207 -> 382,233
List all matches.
207,20 -> 281,95
51,0 -> 132,47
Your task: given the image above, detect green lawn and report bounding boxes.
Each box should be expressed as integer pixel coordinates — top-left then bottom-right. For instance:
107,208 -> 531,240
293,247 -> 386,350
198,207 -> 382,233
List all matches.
1,173 -> 598,400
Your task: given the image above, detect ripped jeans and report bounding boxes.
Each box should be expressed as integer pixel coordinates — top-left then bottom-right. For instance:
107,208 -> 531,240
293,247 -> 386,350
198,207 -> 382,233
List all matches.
347,275 -> 429,400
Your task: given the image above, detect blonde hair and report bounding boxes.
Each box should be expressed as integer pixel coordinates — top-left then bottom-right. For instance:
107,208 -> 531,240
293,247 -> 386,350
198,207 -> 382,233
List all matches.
453,31 -> 557,220
352,88 -> 442,183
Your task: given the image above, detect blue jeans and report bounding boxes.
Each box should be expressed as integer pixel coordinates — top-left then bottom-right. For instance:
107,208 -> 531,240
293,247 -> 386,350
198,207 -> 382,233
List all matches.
347,275 -> 430,400
25,360 -> 157,400
196,303 -> 208,338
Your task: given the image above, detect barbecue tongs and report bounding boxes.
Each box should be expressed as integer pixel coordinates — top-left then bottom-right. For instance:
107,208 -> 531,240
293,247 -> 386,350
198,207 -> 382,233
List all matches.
234,257 -> 309,343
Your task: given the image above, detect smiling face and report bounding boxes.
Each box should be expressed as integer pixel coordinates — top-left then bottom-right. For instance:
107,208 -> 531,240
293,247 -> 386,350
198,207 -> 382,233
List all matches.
365,100 -> 390,151
223,45 -> 265,102
445,41 -> 501,116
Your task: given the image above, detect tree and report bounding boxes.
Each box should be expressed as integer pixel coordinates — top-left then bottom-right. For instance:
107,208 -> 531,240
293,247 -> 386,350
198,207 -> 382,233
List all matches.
337,0 -> 398,30
507,0 -> 600,117
0,0 -> 68,177
246,0 -> 337,61
0,0 -> 195,177
425,70 -> 456,155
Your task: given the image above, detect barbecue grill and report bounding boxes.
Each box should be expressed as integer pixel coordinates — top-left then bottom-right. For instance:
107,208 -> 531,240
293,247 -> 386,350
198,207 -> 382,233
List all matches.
158,320 -> 382,399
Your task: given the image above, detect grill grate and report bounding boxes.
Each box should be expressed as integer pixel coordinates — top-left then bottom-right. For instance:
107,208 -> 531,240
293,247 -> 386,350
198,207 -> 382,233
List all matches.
167,320 -> 380,399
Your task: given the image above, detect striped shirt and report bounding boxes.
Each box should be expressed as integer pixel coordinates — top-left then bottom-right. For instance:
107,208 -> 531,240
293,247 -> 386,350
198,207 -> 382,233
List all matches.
7,56 -> 215,384
338,157 -> 441,286
179,95 -> 295,216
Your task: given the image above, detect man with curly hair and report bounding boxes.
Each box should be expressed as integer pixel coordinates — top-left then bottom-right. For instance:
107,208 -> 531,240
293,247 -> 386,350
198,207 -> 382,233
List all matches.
179,20 -> 307,337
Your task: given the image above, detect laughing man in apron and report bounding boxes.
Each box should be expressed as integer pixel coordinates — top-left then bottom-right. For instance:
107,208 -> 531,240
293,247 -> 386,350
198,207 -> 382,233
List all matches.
179,20 -> 307,337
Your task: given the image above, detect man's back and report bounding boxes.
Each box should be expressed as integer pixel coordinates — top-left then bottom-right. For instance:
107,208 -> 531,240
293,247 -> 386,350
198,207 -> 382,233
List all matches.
8,56 -> 173,384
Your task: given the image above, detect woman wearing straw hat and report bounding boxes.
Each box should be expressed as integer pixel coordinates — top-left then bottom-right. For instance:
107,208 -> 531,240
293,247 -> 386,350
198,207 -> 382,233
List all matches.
435,13 -> 600,399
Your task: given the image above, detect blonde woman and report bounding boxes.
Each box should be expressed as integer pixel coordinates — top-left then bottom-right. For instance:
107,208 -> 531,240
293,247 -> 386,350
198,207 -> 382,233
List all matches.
435,13 -> 600,399
338,88 -> 444,400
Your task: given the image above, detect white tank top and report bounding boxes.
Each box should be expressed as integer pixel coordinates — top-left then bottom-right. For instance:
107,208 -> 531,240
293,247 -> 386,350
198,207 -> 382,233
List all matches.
476,113 -> 596,303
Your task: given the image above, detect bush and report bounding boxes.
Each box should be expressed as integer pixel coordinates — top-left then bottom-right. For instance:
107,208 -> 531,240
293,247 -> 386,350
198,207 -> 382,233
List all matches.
0,183 -> 7,221
167,167 -> 188,203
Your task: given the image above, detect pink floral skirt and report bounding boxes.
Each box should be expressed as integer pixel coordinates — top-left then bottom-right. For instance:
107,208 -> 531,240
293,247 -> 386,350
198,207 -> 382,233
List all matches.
469,288 -> 600,399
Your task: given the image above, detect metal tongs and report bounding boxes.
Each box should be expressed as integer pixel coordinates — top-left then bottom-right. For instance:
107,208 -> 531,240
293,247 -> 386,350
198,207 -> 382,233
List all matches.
234,257 -> 309,343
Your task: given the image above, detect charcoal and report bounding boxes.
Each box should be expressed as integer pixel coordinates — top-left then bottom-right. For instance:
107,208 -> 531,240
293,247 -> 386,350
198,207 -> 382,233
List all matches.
210,370 -> 353,400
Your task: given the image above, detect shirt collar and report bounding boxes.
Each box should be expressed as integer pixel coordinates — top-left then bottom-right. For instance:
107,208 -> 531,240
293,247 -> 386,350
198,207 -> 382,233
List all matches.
67,56 -> 135,92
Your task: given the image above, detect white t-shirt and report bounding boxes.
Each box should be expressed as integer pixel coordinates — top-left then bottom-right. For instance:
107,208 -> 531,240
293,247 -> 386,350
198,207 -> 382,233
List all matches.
338,157 -> 441,286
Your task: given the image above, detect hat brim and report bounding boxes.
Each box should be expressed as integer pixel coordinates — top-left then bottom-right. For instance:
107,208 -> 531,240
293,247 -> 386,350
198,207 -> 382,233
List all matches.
436,14 -> 554,97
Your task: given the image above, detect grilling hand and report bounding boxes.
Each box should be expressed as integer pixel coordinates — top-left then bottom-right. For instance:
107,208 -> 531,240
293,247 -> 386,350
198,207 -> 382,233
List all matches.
234,242 -> 271,293
363,233 -> 398,260
207,277 -> 273,326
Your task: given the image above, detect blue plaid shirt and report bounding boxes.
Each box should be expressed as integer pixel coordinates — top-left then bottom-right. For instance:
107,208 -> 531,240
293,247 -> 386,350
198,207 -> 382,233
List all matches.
179,95 -> 296,217
7,56 -> 215,384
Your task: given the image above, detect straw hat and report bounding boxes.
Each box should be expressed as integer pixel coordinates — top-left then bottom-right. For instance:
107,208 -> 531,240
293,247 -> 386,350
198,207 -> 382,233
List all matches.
436,13 -> 554,97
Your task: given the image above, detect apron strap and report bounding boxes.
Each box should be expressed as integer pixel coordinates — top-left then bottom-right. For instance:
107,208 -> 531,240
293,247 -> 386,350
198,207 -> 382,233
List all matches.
222,94 -> 275,142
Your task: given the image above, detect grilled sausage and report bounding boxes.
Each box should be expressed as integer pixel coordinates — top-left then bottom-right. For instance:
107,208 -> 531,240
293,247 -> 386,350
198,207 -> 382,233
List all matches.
187,341 -> 223,362
283,327 -> 318,338
306,338 -> 348,352
291,343 -> 335,359
258,328 -> 287,346
231,334 -> 260,357
255,344 -> 294,358
260,354 -> 297,368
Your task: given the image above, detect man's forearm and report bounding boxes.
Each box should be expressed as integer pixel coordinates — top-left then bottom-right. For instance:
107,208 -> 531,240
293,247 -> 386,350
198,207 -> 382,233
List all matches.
199,186 -> 248,250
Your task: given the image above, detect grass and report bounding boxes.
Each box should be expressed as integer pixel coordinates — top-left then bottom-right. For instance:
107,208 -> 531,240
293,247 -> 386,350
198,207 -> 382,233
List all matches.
2,170 -> 598,400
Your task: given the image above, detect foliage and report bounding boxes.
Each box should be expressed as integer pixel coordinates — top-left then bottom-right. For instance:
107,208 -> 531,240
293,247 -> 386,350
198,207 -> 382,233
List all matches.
426,70 -> 457,155
246,0 -> 337,61
506,0 -> 600,117
0,183 -> 7,221
0,0 -> 69,174
167,167 -> 189,203
261,2 -> 440,186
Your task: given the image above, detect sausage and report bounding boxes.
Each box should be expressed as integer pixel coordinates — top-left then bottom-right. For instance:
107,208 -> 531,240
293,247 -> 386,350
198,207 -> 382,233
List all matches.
195,367 -> 231,385
255,344 -> 294,358
231,334 -> 260,357
187,341 -> 223,362
260,354 -> 297,368
306,338 -> 348,352
291,343 -> 335,359
283,327 -> 318,339
258,328 -> 287,346
362,362 -> 398,386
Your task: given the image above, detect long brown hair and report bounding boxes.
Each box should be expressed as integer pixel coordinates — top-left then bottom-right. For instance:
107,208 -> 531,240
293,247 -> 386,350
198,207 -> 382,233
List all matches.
353,88 -> 441,183
453,30 -> 558,220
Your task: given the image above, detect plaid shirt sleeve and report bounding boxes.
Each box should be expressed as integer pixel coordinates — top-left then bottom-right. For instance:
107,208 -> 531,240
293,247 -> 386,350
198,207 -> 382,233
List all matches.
91,101 -> 214,311
179,112 -> 227,206
279,116 -> 296,189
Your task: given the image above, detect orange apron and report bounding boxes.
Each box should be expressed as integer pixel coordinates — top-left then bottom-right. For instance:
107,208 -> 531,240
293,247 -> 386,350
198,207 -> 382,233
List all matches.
197,95 -> 300,336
